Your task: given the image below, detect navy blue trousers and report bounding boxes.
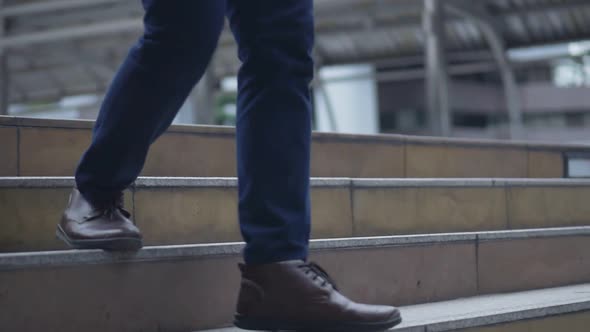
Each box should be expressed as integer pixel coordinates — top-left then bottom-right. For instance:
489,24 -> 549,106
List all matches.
75,0 -> 314,264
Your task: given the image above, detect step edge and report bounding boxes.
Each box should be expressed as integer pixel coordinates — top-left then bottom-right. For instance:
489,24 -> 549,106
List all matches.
4,177 -> 590,188
5,115 -> 590,151
1,226 -> 588,271
477,226 -> 590,241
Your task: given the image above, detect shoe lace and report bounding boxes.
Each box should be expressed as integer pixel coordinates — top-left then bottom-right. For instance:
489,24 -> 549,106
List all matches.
298,262 -> 339,290
88,192 -> 131,221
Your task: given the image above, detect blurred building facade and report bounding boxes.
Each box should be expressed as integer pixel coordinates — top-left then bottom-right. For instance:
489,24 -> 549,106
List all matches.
2,0 -> 590,143
379,44 -> 590,143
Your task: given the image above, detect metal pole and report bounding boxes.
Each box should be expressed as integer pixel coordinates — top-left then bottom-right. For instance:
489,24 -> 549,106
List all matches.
0,0 -> 8,115
446,3 -> 524,140
0,18 -> 143,49
423,0 -> 452,136
500,60 -> 523,140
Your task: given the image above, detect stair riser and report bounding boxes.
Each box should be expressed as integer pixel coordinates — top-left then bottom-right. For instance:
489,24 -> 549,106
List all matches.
479,236 -> 590,294
3,178 -> 590,252
0,117 -> 572,178
0,232 -> 588,332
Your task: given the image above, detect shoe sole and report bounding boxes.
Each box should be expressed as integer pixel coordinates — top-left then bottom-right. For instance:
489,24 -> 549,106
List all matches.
56,225 -> 143,251
234,311 -> 402,332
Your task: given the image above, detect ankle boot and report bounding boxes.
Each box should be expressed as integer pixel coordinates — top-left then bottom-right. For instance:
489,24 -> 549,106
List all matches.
235,260 -> 402,331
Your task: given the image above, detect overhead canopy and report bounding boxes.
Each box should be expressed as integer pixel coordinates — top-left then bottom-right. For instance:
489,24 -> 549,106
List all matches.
2,0 -> 590,104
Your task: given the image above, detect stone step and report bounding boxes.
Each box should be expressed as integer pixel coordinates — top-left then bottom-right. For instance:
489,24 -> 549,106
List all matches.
1,227 -> 589,331
3,177 -> 590,252
0,115 -> 578,178
203,284 -> 590,332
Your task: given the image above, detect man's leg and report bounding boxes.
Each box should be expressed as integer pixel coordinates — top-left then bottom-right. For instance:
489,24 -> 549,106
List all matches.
227,1 -> 402,330
76,0 -> 226,202
59,0 -> 227,250
227,0 -> 314,265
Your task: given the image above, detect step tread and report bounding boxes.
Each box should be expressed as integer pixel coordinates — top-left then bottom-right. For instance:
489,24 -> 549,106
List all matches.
3,114 -> 590,150
0,115 -> 574,179
4,176 -> 590,253
3,176 -> 590,188
2,226 -> 589,270
201,283 -> 590,332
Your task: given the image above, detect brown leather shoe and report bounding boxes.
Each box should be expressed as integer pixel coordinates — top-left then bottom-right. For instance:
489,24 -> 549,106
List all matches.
56,188 -> 143,251
234,260 -> 402,331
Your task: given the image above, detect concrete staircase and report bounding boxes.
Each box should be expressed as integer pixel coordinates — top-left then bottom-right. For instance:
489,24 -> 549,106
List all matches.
3,177 -> 590,252
0,116 -> 578,178
1,228 -> 589,331
1,115 -> 589,331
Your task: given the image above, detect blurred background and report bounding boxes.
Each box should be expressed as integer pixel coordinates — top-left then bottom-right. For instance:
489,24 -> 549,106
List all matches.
2,0 -> 590,142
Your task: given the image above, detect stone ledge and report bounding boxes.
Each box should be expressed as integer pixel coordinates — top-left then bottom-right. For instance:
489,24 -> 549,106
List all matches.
1,227 -> 588,270
477,226 -> 590,241
492,178 -> 590,187
4,115 -> 590,151
4,176 -> 590,188
352,178 -> 494,188
135,177 -> 238,188
0,177 -> 351,188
